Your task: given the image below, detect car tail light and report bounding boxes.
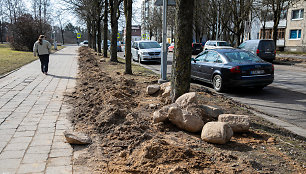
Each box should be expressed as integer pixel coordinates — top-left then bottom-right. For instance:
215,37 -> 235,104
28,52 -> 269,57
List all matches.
272,64 -> 274,71
274,50 -> 276,54
256,49 -> 260,55
230,66 -> 241,73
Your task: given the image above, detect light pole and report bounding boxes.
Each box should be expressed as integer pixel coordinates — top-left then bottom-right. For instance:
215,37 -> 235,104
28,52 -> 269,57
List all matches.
155,0 -> 176,84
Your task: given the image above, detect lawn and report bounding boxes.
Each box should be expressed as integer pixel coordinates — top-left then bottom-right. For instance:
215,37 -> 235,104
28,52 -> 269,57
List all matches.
0,44 -> 37,76
0,44 -> 64,76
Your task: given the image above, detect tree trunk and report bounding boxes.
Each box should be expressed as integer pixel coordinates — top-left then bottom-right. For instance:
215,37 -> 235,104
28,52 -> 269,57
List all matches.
97,20 -> 102,53
103,0 -> 109,57
124,0 -> 132,74
92,21 -> 97,52
110,0 -> 119,62
171,0 -> 194,102
61,28 -> 65,45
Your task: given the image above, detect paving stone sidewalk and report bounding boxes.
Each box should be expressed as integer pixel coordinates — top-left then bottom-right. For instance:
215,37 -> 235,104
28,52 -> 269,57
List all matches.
0,46 -> 79,174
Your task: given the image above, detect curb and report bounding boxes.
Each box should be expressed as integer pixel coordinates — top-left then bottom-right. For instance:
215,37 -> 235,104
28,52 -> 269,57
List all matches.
0,68 -> 21,79
251,110 -> 306,139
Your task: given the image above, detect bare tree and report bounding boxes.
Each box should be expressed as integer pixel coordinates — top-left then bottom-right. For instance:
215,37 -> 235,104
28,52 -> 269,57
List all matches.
171,0 -> 195,102
124,0 -> 132,74
267,0 -> 290,46
103,0 -> 109,57
109,0 -> 123,62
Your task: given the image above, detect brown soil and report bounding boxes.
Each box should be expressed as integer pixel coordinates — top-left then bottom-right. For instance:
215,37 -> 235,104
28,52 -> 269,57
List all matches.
66,47 -> 306,174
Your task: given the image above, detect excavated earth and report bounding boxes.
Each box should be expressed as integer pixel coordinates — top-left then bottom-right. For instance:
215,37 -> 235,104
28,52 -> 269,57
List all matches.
66,47 -> 305,173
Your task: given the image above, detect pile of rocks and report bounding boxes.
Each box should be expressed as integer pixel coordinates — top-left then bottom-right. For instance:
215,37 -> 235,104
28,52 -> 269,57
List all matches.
147,83 -> 250,144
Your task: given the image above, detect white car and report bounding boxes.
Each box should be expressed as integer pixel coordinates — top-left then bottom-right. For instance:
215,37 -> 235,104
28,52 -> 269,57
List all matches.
131,40 -> 161,63
204,40 -> 232,50
80,40 -> 88,46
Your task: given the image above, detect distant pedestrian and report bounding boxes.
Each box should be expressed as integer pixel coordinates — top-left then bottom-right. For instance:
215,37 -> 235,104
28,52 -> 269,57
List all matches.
33,35 -> 52,75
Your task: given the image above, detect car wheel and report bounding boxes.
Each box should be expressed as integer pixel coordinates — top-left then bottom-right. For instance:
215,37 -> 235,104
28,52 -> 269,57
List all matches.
213,75 -> 224,92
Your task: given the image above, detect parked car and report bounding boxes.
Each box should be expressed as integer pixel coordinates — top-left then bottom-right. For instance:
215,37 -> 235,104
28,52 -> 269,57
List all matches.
168,43 -> 174,52
80,40 -> 88,46
192,43 -> 203,55
204,40 -> 232,50
191,49 -> 274,92
238,40 -> 276,62
131,40 -> 161,63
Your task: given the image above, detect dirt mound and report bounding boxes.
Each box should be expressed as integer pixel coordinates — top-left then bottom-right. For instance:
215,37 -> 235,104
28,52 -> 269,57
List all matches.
66,47 -> 305,173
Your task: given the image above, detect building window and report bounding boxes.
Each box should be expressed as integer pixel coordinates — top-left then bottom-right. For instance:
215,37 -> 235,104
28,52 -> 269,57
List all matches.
277,28 -> 285,39
289,29 -> 301,39
292,9 -> 304,20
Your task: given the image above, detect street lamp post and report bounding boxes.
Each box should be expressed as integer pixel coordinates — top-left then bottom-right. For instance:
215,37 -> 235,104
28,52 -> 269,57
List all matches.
159,0 -> 168,83
154,0 -> 175,84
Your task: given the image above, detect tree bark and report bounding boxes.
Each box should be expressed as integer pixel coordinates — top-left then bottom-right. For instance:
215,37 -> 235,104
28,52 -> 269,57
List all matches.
171,0 -> 194,102
110,0 -> 119,62
103,0 -> 109,57
124,0 -> 132,74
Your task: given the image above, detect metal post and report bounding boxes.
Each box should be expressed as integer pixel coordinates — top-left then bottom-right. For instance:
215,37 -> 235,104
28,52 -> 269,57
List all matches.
159,0 -> 168,83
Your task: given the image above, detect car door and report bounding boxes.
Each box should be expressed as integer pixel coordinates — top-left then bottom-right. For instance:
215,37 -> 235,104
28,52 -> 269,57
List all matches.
131,42 -> 138,60
191,51 -> 208,80
199,51 -> 219,80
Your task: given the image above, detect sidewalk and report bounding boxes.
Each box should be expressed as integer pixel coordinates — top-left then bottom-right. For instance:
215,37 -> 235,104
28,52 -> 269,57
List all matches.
0,46 -> 78,174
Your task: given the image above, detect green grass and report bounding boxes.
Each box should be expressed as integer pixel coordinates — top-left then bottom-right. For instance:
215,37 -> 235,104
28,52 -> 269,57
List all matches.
0,44 -> 37,76
0,44 -> 65,76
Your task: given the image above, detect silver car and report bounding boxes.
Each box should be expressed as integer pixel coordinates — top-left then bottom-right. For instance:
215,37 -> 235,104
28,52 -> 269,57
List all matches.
131,40 -> 161,63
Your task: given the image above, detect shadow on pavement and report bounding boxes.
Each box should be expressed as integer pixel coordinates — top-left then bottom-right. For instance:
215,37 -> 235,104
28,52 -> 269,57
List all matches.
48,74 -> 78,80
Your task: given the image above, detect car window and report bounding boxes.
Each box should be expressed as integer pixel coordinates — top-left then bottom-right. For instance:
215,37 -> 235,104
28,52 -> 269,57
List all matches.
218,42 -> 230,46
139,42 -> 161,49
260,41 -> 275,51
224,51 -> 263,63
196,51 -> 208,62
238,42 -> 246,49
205,51 -> 219,63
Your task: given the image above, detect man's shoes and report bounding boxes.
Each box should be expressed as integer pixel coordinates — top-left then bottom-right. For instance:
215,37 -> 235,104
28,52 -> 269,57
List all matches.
44,72 -> 48,75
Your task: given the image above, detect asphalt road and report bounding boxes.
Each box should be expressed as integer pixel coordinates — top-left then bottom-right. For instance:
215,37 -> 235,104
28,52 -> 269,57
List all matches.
118,52 -> 306,130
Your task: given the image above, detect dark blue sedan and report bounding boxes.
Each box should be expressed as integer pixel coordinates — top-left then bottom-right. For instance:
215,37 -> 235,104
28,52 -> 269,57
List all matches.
191,49 -> 274,92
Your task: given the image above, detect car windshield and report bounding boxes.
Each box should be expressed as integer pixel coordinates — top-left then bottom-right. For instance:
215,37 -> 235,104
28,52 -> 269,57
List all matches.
218,42 -> 230,46
224,51 -> 263,63
139,42 -> 161,49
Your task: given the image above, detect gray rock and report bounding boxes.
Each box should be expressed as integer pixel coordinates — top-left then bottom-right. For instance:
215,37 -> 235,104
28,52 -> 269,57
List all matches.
218,114 -> 250,132
152,103 -> 178,123
168,106 -> 204,132
201,122 -> 233,144
162,86 -> 171,98
186,105 -> 214,123
64,130 -> 92,145
160,82 -> 171,91
146,84 -> 160,95
175,92 -> 198,107
200,105 -> 224,118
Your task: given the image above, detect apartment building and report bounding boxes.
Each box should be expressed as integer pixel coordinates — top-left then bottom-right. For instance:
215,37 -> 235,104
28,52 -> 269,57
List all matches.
285,0 -> 306,52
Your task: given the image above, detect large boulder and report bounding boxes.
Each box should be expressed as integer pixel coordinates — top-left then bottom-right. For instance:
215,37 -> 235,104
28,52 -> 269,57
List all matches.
218,114 -> 250,132
186,105 -> 214,124
152,103 -> 178,123
146,84 -> 160,95
175,92 -> 198,108
168,106 -> 204,132
200,105 -> 224,118
201,122 -> 233,144
64,131 -> 92,145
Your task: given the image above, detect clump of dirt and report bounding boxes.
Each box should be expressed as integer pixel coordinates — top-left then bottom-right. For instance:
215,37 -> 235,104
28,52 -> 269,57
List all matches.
66,47 -> 305,173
